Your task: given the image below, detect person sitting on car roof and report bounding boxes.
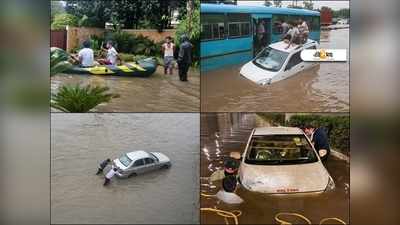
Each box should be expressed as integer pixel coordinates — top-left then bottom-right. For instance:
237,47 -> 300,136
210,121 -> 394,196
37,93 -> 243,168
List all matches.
282,21 -> 301,49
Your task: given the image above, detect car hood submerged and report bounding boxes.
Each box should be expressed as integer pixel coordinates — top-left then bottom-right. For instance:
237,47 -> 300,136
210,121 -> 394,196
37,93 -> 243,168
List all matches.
239,162 -> 330,194
240,61 -> 280,84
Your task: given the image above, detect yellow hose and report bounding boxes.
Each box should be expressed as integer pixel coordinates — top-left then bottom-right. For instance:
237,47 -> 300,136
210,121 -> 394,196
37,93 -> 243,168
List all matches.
275,212 -> 312,225
200,208 -> 242,225
320,217 -> 347,225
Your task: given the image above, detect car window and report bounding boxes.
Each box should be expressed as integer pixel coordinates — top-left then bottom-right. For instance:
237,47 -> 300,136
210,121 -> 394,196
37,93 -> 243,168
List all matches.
244,134 -> 318,165
133,159 -> 145,167
253,47 -> 289,72
144,158 -> 155,164
285,51 -> 302,71
119,154 -> 133,167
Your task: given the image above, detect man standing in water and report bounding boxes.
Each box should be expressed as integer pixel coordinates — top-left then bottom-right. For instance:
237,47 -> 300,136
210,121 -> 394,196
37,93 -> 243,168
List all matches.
104,167 -> 118,186
304,124 -> 331,161
177,34 -> 192,82
96,158 -> 111,175
215,176 -> 243,204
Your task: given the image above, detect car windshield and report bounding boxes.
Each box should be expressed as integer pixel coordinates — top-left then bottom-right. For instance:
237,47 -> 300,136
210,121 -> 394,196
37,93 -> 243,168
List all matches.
245,135 -> 318,165
253,47 -> 289,72
119,154 -> 133,167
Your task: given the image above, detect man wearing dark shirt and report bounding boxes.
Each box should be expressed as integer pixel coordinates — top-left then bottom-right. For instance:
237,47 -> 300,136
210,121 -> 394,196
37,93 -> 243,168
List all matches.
96,158 -> 111,175
304,125 -> 330,161
177,34 -> 193,82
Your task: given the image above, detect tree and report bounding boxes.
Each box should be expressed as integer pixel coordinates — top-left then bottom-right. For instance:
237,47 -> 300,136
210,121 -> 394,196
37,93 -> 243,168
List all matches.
51,1 -> 65,22
51,13 -> 79,30
303,0 -> 314,10
273,0 -> 282,7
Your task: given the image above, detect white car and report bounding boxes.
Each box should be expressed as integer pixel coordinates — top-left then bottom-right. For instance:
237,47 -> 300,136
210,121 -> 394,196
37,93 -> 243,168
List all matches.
236,127 -> 335,194
240,40 -> 319,85
112,150 -> 171,178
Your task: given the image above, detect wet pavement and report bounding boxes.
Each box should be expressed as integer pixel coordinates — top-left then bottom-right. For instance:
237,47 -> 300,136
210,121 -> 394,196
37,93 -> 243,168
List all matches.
200,113 -> 349,224
51,67 -> 200,112
51,113 -> 199,224
201,29 -> 349,112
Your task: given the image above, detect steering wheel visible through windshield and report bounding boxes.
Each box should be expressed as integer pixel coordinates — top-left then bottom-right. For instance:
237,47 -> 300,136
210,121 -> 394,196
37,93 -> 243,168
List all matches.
253,47 -> 289,72
244,135 -> 318,165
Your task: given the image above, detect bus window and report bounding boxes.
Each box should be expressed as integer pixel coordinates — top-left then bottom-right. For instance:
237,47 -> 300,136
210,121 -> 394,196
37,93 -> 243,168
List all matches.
311,16 -> 320,31
201,13 -> 225,41
227,13 -> 251,38
304,16 -> 313,31
272,15 -> 288,34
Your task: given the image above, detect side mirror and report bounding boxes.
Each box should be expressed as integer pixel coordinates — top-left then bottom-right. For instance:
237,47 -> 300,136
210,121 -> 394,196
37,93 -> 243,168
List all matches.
318,149 -> 328,158
230,151 -> 242,160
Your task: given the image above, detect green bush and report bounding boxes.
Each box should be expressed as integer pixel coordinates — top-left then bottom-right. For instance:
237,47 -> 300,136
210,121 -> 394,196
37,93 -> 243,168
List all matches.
51,13 -> 78,30
51,84 -> 119,113
256,113 -> 285,126
286,115 -> 350,153
106,31 -> 161,56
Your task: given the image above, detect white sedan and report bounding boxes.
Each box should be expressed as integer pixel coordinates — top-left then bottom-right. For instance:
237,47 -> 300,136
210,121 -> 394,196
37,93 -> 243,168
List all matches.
240,40 -> 319,85
236,127 -> 335,194
112,150 -> 171,178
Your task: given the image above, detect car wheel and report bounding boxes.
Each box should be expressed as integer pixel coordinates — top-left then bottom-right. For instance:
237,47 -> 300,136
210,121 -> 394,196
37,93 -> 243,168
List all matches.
128,173 -> 137,178
162,164 -> 170,169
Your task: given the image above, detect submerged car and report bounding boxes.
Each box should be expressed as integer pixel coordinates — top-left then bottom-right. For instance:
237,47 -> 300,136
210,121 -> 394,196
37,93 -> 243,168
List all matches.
112,150 -> 171,178
240,39 -> 319,85
236,127 -> 334,194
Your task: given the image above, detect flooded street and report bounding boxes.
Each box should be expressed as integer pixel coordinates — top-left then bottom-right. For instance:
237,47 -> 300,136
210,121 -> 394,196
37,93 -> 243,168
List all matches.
201,29 -> 349,112
200,113 -> 349,224
51,67 -> 200,112
51,113 -> 199,224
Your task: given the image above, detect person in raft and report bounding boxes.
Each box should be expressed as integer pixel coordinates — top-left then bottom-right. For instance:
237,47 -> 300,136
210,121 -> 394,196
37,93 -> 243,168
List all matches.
70,40 -> 95,67
96,158 -> 111,175
162,36 -> 176,75
98,41 -> 121,66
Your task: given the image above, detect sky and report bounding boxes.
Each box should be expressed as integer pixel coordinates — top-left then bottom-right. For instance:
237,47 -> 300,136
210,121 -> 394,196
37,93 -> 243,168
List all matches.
237,1 -> 349,10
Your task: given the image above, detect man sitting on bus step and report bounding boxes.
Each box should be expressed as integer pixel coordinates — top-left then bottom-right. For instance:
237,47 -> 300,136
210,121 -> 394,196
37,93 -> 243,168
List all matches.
282,21 -> 301,49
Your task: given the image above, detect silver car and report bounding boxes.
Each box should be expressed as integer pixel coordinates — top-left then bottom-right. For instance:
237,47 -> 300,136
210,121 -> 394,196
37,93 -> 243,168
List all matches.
112,150 -> 171,178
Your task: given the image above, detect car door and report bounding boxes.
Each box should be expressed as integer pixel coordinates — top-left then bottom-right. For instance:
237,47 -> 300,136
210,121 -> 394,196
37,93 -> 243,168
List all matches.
143,157 -> 157,173
283,50 -> 304,79
131,159 -> 146,174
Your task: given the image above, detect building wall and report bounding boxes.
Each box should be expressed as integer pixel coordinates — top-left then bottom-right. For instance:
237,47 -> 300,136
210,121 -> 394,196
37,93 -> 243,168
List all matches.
66,26 -> 176,52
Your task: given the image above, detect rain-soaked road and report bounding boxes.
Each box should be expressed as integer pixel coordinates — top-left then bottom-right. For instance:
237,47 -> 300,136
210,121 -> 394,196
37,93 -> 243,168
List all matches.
51,113 -> 199,224
201,29 -> 349,112
200,113 -> 349,224
51,67 -> 200,112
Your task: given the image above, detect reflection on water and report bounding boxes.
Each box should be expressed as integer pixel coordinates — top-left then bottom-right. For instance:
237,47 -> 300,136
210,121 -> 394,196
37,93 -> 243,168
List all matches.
51,113 -> 199,224
201,29 -> 349,112
201,113 -> 349,224
51,67 -> 200,112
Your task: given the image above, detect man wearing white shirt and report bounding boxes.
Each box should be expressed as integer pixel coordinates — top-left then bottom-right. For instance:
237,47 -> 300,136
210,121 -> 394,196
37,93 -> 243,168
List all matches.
77,40 -> 94,67
104,167 -> 118,186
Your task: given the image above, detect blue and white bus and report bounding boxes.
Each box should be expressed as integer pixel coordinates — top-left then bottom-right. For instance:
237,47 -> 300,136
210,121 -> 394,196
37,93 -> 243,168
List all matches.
201,3 -> 320,72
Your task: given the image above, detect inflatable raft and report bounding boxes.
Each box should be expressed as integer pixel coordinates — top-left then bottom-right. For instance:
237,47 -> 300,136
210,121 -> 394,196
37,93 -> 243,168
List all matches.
65,58 -> 158,77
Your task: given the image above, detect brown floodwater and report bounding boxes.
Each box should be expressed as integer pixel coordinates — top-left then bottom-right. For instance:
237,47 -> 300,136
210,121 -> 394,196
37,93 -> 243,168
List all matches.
51,67 -> 200,112
51,113 -> 199,224
200,113 -> 349,224
201,29 -> 349,112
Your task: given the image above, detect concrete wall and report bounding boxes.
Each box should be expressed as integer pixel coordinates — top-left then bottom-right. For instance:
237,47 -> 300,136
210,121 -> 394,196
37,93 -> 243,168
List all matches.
66,26 -> 176,52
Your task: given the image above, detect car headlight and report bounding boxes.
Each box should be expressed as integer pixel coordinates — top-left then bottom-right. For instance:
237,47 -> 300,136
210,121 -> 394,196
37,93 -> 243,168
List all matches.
325,177 -> 335,191
257,78 -> 272,85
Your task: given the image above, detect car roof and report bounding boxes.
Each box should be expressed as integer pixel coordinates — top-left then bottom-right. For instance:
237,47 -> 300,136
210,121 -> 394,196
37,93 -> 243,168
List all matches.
126,150 -> 151,161
253,127 -> 304,135
269,39 -> 317,53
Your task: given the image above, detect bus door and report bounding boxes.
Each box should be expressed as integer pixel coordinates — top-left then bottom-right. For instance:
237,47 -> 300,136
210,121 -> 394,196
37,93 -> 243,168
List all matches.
252,14 -> 272,56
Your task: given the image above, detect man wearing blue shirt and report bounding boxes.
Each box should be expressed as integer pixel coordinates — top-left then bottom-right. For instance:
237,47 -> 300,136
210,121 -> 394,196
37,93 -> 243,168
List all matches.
304,125 -> 330,161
